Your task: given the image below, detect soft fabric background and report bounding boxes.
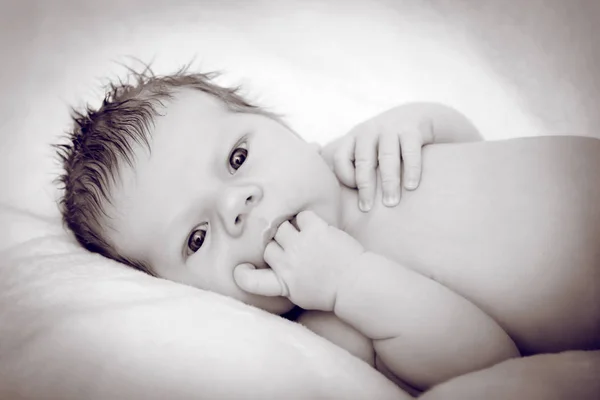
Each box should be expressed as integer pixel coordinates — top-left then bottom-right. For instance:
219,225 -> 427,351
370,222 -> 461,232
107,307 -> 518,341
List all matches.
1,1 -> 599,399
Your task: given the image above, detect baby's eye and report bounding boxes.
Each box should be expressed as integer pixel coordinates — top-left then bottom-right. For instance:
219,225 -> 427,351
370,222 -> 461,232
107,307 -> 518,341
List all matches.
229,143 -> 248,173
187,223 -> 208,255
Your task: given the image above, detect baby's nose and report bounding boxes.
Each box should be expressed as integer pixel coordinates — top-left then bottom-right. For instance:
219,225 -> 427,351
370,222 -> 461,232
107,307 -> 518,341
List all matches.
217,184 -> 263,237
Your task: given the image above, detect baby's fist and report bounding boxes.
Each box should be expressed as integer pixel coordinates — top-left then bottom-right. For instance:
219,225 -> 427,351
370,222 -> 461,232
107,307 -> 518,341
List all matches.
234,211 -> 365,312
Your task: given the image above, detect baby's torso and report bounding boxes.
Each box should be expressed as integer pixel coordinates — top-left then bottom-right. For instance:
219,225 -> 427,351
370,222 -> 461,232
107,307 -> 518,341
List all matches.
343,137 -> 600,354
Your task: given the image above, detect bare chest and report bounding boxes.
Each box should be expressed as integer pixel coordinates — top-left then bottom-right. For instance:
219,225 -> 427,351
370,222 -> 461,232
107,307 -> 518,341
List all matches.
342,158 -> 600,353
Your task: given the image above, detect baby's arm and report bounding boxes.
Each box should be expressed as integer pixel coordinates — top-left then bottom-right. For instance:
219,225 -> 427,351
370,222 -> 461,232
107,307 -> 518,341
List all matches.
297,310 -> 423,397
234,211 -> 520,391
322,102 -> 483,163
398,102 -> 484,143
296,310 -> 375,365
333,251 -> 520,390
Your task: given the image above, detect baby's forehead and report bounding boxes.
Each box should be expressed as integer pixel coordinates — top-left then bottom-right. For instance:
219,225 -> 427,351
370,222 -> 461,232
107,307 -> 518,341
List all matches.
128,89 -> 227,157
168,87 -> 230,116
111,86 -> 275,204
157,89 -> 232,135
109,89 -> 235,209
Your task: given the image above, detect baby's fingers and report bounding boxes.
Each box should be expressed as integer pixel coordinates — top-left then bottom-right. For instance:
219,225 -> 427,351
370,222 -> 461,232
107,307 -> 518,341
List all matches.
378,132 -> 401,207
233,264 -> 289,297
355,134 -> 379,212
333,136 -> 357,189
399,130 -> 424,190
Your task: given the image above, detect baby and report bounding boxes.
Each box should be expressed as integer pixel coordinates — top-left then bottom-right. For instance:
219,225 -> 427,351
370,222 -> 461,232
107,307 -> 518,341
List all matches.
56,69 -> 600,393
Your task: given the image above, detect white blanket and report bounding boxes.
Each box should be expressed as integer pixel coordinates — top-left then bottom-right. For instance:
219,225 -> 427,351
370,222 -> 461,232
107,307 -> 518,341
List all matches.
1,1 -> 598,398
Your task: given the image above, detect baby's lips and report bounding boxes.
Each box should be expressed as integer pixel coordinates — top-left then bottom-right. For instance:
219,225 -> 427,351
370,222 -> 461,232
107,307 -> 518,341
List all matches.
261,213 -> 299,246
262,225 -> 278,246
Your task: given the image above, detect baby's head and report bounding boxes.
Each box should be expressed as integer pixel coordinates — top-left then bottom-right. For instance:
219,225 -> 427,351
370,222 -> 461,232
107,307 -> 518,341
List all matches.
56,69 -> 342,313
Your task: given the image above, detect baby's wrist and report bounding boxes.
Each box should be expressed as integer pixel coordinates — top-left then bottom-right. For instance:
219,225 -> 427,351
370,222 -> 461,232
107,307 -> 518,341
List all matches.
332,250 -> 371,315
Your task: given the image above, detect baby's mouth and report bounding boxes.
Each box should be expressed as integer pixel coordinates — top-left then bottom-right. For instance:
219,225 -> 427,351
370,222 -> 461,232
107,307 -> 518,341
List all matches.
262,214 -> 299,246
258,214 -> 299,271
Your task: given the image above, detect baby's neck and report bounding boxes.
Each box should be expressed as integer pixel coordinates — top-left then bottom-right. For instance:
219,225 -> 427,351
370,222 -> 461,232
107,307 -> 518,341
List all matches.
317,144 -> 364,234
336,183 -> 364,234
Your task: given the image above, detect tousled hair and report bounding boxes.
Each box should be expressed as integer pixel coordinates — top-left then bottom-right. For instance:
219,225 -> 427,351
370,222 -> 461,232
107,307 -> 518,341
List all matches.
54,65 -> 279,274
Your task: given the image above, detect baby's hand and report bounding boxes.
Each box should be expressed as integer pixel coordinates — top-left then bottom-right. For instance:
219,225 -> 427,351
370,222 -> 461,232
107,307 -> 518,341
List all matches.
233,211 -> 365,311
334,109 -> 435,212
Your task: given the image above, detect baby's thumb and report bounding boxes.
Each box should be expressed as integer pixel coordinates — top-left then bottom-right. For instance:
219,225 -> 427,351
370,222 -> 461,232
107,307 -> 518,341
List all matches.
234,264 -> 289,297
